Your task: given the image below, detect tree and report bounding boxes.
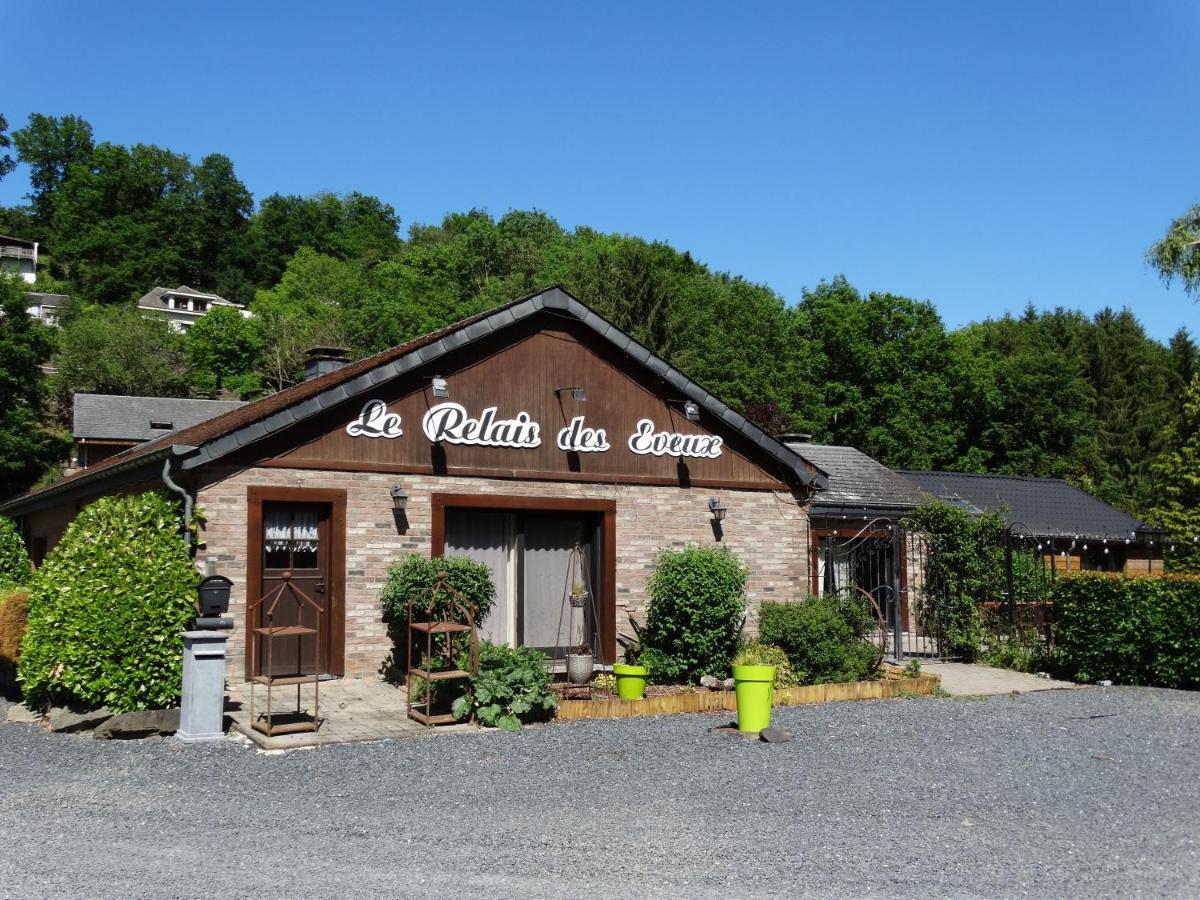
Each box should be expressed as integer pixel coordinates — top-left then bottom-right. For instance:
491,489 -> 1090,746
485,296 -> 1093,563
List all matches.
1149,202 -> 1200,298
185,305 -> 263,398
53,305 -> 190,402
11,113 -> 94,230
0,113 -> 15,182
192,153 -> 254,305
1148,375 -> 1200,573
0,278 -> 67,501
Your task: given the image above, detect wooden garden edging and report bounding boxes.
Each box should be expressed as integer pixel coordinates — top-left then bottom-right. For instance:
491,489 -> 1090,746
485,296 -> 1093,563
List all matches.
556,672 -> 941,721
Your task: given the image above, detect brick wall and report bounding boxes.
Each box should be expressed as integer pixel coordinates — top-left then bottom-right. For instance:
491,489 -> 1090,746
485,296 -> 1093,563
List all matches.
196,466 -> 812,679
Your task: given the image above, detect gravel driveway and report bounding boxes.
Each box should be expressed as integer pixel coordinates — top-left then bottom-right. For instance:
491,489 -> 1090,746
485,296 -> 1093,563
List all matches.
1,686 -> 1198,899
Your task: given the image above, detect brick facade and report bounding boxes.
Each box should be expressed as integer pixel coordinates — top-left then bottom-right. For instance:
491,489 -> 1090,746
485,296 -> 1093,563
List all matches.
195,465 -> 811,680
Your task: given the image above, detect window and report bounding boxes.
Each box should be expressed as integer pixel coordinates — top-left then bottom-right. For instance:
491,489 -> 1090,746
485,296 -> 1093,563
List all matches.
264,507 -> 320,570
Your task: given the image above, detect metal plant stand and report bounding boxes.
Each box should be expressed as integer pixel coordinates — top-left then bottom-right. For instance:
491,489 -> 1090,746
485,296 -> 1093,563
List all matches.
406,573 -> 480,727
248,571 -> 324,736
552,542 -> 603,699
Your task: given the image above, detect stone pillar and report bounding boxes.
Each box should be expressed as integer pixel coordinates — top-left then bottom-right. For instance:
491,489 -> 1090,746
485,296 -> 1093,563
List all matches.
177,630 -> 230,743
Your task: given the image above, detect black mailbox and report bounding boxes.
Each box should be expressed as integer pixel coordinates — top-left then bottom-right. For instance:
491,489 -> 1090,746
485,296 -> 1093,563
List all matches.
197,575 -> 234,617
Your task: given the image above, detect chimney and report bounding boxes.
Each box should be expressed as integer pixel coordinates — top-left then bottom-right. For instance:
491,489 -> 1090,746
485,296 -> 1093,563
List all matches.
304,346 -> 350,381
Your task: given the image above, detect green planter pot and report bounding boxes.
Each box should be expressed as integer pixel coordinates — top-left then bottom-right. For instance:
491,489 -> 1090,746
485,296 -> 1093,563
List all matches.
732,664 -> 776,733
613,663 -> 648,701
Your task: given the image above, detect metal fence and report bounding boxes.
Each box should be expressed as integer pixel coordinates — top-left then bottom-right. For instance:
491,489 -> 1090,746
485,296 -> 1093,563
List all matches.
809,518 -> 1058,662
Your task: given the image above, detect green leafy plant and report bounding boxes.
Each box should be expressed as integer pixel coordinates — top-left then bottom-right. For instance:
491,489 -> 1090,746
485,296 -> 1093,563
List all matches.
379,554 -> 496,678
451,641 -> 557,731
732,641 -> 800,687
18,492 -> 197,712
0,516 -> 31,586
640,546 -> 747,684
758,597 -> 881,685
1052,572 -> 1200,687
591,672 -> 617,695
901,658 -> 922,678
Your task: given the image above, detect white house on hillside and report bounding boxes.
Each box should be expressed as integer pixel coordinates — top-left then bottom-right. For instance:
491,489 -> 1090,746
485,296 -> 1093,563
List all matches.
0,235 -> 38,284
136,285 -> 251,333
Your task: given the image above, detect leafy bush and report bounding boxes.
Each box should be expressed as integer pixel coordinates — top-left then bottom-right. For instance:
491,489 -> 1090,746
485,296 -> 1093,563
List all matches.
451,641 -> 557,731
641,546 -> 747,683
0,516 -> 31,585
758,597 -> 881,685
380,554 -> 497,678
0,587 -> 30,670
1052,573 -> 1200,687
18,492 -> 197,712
732,641 -> 800,687
984,637 -> 1038,673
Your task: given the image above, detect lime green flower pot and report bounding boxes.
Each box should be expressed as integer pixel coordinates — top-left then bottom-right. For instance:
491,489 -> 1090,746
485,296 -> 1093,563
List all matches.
732,664 -> 776,733
613,663 -> 648,700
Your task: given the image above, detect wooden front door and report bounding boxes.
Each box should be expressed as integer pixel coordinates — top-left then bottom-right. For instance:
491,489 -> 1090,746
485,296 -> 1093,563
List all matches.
257,501 -> 332,677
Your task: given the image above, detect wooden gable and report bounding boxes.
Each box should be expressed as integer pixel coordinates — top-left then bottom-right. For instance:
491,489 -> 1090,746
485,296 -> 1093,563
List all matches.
247,315 -> 793,490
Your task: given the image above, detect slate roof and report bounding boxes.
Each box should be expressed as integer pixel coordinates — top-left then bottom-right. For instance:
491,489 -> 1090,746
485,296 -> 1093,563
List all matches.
2,286 -> 828,514
136,285 -> 243,308
73,394 -> 247,442
900,470 -> 1158,540
787,443 -> 927,515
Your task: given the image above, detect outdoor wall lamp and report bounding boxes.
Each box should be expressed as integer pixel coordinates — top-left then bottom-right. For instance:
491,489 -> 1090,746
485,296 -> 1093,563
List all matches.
708,497 -> 727,522
431,376 -> 449,398
556,387 -> 587,402
390,485 -> 409,533
684,401 -> 700,422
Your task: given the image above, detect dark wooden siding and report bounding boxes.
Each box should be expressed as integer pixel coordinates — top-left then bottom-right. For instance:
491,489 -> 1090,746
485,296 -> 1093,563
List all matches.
248,319 -> 792,490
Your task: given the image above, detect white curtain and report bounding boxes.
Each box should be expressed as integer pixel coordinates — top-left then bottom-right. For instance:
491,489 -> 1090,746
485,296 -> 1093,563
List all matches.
265,509 -> 319,553
817,542 -> 852,596
445,512 -> 513,646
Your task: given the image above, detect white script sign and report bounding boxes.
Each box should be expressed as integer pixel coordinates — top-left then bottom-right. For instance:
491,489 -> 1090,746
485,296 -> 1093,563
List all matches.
556,416 -> 611,453
345,399 -> 403,438
422,403 -> 542,448
627,418 -> 723,459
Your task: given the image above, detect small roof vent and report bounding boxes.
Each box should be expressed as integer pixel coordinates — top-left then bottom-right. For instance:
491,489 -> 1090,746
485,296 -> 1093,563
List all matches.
149,420 -> 174,431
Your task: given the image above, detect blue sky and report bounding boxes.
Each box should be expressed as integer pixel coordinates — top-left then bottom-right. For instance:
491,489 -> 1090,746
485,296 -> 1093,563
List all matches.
3,1 -> 1198,341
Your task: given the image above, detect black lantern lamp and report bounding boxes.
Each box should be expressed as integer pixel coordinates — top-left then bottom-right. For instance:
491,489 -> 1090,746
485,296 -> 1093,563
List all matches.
390,484 -> 409,532
708,497 -> 727,522
195,574 -> 234,629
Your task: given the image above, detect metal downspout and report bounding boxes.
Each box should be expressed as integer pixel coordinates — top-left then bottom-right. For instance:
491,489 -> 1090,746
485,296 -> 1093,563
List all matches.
162,457 -> 194,552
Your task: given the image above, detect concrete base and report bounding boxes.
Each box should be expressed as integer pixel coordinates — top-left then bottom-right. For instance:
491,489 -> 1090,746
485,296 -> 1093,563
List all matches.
177,630 -> 230,743
921,662 -> 1080,695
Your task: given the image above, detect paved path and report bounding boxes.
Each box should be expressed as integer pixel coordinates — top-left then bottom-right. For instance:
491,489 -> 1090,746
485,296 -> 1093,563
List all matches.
2,686 -> 1197,898
922,662 -> 1081,696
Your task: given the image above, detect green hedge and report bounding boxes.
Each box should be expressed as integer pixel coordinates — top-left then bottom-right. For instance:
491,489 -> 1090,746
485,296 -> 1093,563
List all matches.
758,596 -> 880,685
1053,573 -> 1200,687
641,545 -> 747,684
0,515 -> 31,585
19,492 -> 197,712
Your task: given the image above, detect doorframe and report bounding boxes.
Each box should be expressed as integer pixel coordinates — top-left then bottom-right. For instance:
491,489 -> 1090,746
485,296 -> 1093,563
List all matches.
246,486 -> 347,680
430,493 -> 618,665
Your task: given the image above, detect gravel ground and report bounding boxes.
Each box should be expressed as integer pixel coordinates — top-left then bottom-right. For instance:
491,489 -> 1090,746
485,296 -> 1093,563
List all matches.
1,686 -> 1199,899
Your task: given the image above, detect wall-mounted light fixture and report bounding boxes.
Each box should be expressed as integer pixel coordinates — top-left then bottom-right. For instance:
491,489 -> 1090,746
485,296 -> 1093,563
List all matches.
556,387 -> 587,402
708,497 -> 727,522
390,484 -> 409,533
431,376 -> 449,398
684,401 -> 700,422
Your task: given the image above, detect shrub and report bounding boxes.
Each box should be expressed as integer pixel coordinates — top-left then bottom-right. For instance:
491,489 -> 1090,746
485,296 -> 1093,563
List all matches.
733,641 -> 801,687
451,641 -> 557,731
759,597 -> 881,685
641,546 -> 747,684
18,492 -> 197,712
380,554 -> 497,678
1052,573 -> 1200,687
0,587 -> 30,669
0,516 -> 31,585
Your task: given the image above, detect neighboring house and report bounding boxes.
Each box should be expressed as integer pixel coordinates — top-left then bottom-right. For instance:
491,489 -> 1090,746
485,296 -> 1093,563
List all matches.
71,393 -> 247,470
901,470 -> 1166,574
25,292 -> 68,326
136,285 -> 251,333
0,235 -> 38,284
